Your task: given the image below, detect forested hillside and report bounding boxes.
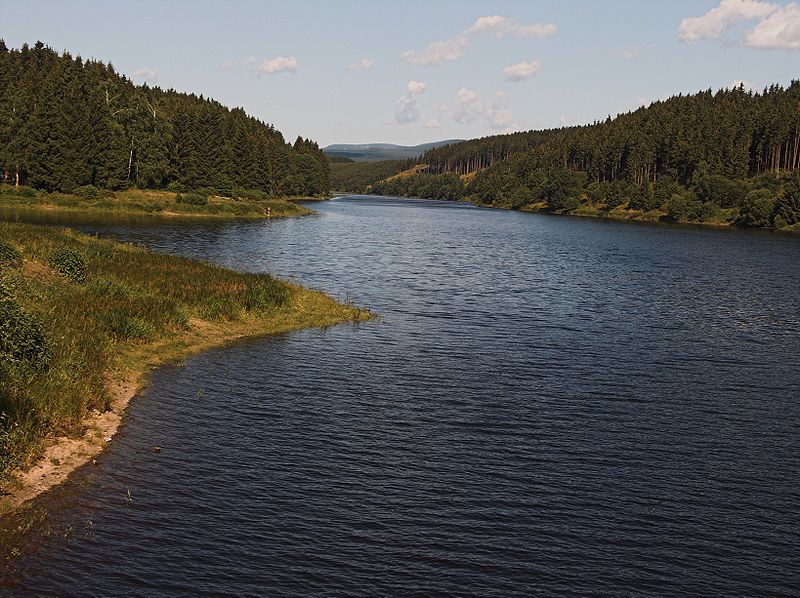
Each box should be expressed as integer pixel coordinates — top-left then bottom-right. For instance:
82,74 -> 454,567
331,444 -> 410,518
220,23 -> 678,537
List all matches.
330,159 -> 408,192
366,83 -> 800,229
0,41 -> 329,196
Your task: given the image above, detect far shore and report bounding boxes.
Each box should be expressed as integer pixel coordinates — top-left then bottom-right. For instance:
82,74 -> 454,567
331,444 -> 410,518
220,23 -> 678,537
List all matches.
345,192 -> 800,234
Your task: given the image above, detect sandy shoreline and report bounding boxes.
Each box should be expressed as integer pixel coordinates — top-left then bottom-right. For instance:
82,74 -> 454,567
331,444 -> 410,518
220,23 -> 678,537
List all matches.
1,372 -> 140,513
0,302 -> 370,516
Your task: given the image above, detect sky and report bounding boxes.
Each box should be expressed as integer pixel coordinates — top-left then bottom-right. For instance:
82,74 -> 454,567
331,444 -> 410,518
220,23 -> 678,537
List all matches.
1,0 -> 799,147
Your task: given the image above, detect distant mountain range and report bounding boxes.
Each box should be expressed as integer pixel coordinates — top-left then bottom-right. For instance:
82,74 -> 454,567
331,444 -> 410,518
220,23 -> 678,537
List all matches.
323,140 -> 463,162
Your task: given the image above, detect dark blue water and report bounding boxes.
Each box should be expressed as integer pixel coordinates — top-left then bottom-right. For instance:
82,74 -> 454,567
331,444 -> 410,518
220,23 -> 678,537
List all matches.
2,196 -> 799,596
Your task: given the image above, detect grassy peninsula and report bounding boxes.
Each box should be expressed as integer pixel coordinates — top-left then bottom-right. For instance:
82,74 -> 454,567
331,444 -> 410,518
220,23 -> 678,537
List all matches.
0,185 -> 314,220
0,222 -> 370,512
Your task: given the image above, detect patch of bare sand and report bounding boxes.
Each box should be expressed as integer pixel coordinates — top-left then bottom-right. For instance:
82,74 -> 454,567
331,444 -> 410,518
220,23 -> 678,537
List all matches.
1,373 -> 140,513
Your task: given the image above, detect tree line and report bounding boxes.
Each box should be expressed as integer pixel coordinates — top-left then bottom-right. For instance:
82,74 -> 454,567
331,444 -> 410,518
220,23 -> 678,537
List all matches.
330,159 -> 407,193
362,82 -> 800,228
0,41 -> 330,196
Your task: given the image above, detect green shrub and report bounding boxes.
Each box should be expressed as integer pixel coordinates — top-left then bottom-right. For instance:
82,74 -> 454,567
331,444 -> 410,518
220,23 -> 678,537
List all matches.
176,192 -> 208,206
49,248 -> 87,283
15,185 -> 37,198
213,179 -> 234,197
544,168 -> 584,211
0,298 -> 50,368
666,191 -> 702,222
142,202 -> 165,213
628,183 -> 659,211
0,276 -> 15,300
774,174 -> 800,226
694,174 -> 747,208
585,181 -> 609,204
233,187 -> 270,201
73,184 -> 100,199
0,241 -> 22,268
736,189 -> 776,228
653,176 -> 681,207
604,181 -> 630,209
167,181 -> 188,193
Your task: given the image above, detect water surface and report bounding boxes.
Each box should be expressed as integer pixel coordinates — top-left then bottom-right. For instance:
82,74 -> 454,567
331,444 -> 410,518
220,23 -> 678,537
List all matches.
2,197 -> 799,595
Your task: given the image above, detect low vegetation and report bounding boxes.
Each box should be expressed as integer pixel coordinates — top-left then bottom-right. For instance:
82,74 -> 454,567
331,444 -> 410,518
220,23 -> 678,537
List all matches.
0,186 -> 312,219
0,222 -> 369,484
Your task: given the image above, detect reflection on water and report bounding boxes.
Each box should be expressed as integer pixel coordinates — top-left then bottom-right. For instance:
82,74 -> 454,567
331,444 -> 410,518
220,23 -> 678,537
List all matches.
1,197 -> 799,596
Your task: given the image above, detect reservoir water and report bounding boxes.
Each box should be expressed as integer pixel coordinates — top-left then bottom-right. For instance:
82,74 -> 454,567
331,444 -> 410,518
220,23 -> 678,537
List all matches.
1,196 -> 799,595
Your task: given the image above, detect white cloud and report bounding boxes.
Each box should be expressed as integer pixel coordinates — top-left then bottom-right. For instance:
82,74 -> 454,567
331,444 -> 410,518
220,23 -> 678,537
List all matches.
395,81 -> 427,124
745,3 -> 800,47
402,14 -> 555,66
221,60 -> 234,69
678,0 -> 800,49
503,59 -> 541,82
425,118 -> 442,129
450,88 -> 516,130
349,58 -> 376,70
243,56 -> 256,66
456,88 -> 478,103
395,96 -> 421,124
465,15 -> 556,37
401,37 -> 469,67
407,80 -> 427,94
618,44 -> 656,60
486,105 -> 514,129
134,66 -> 158,83
678,0 -> 776,42
257,56 -> 298,74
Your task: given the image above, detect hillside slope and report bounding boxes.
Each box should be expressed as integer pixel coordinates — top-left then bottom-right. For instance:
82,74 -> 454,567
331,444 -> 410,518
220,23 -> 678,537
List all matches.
367,83 -> 800,230
0,40 -> 329,196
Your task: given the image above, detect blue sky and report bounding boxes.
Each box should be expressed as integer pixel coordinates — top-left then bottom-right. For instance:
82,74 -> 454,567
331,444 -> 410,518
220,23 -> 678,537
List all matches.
1,0 -> 799,146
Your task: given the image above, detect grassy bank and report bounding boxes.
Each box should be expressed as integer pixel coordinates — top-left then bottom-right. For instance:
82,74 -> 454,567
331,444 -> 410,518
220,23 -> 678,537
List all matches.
0,222 -> 370,511
0,187 -> 313,219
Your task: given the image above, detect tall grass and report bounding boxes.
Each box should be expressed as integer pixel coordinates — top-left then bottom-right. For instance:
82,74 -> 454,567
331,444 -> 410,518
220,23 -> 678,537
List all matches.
0,222 -> 366,480
0,187 -> 312,219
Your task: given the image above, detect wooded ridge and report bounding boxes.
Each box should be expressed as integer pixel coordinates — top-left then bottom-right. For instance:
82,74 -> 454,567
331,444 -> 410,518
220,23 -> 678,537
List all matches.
0,41 -> 330,197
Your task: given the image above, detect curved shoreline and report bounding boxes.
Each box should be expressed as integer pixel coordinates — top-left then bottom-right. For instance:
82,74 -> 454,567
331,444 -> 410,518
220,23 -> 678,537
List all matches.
0,291 -> 371,517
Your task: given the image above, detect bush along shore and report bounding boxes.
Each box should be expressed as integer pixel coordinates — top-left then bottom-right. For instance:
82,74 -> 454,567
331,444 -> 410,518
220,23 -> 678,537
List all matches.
363,167 -> 800,232
0,222 -> 370,513
0,185 -> 323,220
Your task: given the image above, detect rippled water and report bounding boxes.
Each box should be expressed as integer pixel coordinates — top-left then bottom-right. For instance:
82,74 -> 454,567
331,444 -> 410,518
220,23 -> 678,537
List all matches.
2,197 -> 799,596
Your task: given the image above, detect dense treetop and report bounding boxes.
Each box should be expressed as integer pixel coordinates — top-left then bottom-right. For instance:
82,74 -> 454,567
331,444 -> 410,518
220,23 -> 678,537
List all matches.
0,41 -> 329,196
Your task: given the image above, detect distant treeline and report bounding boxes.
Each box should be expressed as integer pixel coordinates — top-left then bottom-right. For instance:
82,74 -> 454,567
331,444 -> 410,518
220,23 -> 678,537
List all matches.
0,41 -> 330,196
354,83 -> 800,228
